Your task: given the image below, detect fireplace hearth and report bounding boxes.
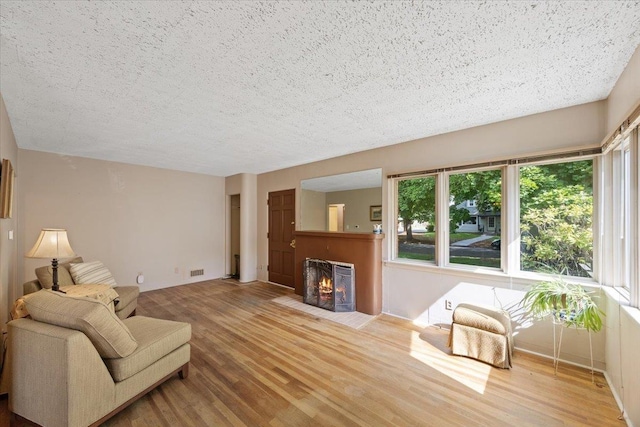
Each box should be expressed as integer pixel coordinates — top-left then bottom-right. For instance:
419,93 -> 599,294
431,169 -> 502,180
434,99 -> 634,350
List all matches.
303,258 -> 355,312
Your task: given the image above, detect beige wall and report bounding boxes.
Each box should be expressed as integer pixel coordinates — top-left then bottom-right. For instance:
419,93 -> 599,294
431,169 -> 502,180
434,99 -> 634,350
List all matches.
240,174 -> 258,282
257,100 -> 607,368
258,100 -> 605,264
300,187 -> 382,232
18,150 -> 226,292
300,189 -> 326,231
326,187 -> 382,232
258,100 -> 605,266
606,45 -> 640,134
225,173 -> 258,282
0,93 -> 19,324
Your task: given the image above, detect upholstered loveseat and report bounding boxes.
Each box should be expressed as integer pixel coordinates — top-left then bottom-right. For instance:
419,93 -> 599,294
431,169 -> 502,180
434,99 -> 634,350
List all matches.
23,257 -> 139,319
7,289 -> 191,427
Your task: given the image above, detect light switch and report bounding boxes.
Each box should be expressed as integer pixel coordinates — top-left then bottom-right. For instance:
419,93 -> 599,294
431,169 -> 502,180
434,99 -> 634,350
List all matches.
8,230 -> 13,240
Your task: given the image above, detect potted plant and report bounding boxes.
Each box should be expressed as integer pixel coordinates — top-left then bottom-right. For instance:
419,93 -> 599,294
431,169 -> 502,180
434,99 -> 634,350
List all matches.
520,278 -> 604,332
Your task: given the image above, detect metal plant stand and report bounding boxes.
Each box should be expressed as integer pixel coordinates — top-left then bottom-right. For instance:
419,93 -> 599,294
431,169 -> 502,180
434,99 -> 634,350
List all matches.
552,320 -> 594,383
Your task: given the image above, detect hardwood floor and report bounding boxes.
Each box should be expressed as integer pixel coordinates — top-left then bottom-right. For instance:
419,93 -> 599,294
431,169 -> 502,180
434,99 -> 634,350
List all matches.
3,279 -> 624,426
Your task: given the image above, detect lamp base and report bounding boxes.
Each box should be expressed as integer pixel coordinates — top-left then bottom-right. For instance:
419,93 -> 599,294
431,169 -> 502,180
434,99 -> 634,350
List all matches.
51,258 -> 66,293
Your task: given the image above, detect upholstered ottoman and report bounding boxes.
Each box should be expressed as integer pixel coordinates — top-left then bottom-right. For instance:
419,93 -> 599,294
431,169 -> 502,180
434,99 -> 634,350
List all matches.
447,303 -> 513,368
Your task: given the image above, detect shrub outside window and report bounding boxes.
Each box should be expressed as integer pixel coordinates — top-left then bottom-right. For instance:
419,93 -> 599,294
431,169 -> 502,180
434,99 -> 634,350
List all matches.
519,160 -> 593,278
392,158 -> 596,280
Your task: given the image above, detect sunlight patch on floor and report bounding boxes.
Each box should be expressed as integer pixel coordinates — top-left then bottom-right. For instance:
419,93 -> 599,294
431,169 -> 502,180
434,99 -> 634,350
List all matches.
409,329 -> 491,394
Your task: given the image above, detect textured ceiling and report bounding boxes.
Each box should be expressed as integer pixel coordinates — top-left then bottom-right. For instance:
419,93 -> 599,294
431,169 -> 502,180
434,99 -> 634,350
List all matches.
1,1 -> 640,176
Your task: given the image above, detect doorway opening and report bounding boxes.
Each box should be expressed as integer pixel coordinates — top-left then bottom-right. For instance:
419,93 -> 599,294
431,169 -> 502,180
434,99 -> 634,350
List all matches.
328,204 -> 345,232
230,194 -> 240,279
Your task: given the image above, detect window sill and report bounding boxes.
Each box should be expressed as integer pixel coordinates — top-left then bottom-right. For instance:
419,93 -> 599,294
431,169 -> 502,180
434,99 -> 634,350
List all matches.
601,286 -> 640,326
384,258 -> 601,290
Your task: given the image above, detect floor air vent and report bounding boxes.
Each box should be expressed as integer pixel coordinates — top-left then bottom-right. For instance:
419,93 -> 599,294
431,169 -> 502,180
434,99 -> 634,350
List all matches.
190,269 -> 204,277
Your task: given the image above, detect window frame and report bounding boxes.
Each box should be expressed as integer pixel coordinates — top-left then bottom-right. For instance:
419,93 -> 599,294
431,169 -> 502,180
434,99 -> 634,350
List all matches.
608,128 -> 639,306
391,156 -> 599,282
517,157 -> 595,278
392,174 -> 438,265
621,141 -> 631,291
445,166 -> 504,271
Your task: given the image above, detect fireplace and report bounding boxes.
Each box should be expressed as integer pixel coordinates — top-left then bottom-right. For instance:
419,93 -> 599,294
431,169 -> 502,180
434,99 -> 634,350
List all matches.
303,258 -> 355,312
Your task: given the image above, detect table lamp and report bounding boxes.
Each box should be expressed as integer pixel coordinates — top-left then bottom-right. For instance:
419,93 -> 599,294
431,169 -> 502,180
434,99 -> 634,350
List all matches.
26,228 -> 76,292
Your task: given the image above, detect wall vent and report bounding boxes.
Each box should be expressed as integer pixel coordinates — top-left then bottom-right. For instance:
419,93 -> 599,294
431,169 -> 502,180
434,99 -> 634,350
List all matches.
190,269 -> 204,277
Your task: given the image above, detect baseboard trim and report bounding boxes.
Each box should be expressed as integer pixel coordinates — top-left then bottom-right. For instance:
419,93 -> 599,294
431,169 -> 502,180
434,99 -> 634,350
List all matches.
603,371 -> 633,427
513,346 -> 605,374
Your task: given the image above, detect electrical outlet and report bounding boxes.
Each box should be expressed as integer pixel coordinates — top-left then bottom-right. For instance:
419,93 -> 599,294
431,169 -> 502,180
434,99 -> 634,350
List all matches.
445,300 -> 452,310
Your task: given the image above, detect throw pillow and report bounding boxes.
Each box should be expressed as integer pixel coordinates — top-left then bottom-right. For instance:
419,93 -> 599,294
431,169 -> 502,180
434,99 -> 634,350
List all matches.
25,290 -> 138,358
60,256 -> 84,272
34,256 -> 83,288
70,261 -> 117,287
35,264 -> 75,289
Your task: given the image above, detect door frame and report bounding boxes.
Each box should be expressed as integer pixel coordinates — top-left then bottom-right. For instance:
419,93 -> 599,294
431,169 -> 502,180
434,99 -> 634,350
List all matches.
268,188 -> 296,287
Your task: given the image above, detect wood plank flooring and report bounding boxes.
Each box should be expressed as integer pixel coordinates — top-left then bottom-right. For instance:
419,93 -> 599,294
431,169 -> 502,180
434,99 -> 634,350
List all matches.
4,279 -> 625,426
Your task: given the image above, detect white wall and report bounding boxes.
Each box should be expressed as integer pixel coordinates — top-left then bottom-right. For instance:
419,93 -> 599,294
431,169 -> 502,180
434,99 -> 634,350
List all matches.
18,149 -> 226,292
383,263 -> 606,369
604,289 -> 640,427
257,100 -> 607,368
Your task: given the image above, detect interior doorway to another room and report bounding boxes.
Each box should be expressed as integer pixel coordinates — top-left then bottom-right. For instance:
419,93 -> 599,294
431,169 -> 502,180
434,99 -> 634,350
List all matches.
230,194 -> 240,279
328,204 -> 345,232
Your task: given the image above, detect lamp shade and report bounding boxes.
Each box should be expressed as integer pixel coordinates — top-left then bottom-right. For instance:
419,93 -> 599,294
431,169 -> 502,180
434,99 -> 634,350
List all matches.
25,228 -> 76,259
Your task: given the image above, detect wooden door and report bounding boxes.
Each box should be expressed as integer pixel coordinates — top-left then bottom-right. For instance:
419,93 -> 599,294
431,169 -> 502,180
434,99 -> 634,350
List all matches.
268,189 -> 295,287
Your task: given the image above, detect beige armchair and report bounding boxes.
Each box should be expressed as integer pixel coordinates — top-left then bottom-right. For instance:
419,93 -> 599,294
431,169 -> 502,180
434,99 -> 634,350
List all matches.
8,290 -> 190,427
22,257 -> 138,319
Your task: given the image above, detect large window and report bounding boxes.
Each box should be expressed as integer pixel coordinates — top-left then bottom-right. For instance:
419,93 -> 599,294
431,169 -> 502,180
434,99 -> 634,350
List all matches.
519,160 -> 593,277
396,176 -> 436,262
448,169 -> 502,268
391,119 -> 637,305
393,158 -> 596,279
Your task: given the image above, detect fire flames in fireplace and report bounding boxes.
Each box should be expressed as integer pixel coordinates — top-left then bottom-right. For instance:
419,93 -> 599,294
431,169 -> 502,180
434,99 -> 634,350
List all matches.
319,277 -> 332,296
303,258 -> 355,312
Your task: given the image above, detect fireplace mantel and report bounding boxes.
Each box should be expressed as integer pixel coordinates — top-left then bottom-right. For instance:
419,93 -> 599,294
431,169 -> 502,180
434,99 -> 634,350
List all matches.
294,231 -> 384,315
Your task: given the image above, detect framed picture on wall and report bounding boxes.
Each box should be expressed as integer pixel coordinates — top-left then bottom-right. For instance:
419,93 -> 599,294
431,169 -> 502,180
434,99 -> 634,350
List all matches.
1,158 -> 14,219
369,205 -> 382,221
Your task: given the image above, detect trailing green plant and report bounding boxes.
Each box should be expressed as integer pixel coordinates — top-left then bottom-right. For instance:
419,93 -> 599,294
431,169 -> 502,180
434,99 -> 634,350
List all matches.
520,278 -> 604,332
